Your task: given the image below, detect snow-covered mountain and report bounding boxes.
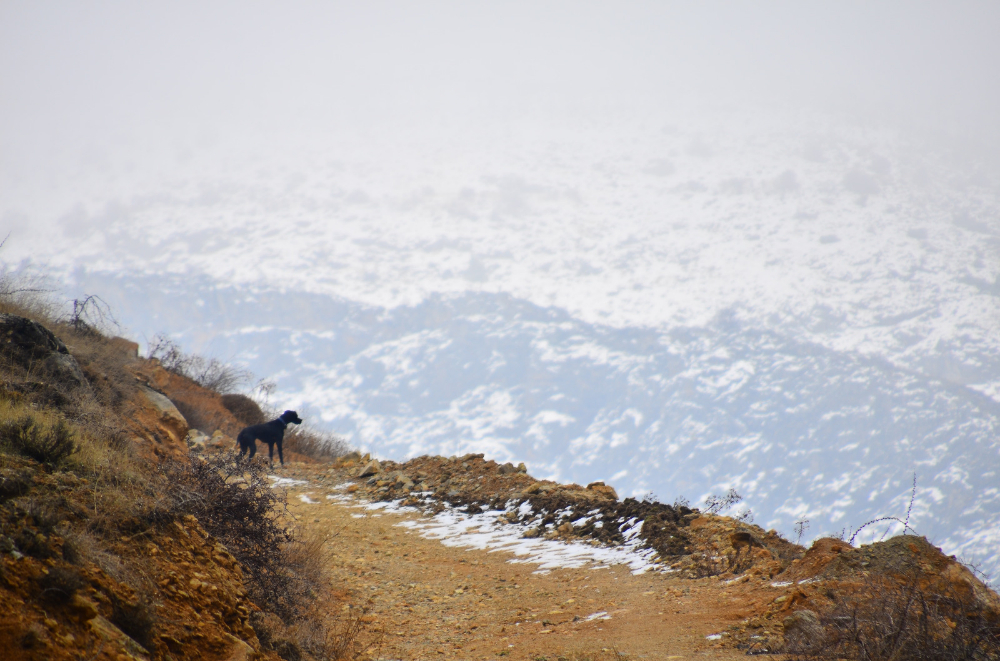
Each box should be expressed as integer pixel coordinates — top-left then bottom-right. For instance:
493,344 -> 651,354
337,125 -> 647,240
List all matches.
7,113 -> 1000,573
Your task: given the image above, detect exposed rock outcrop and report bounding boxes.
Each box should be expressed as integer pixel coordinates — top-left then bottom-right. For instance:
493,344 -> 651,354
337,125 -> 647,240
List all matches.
0,313 -> 88,388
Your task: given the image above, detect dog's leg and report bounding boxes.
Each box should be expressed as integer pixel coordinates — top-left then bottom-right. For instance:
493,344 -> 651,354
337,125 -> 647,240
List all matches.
276,439 -> 284,466
267,442 -> 276,467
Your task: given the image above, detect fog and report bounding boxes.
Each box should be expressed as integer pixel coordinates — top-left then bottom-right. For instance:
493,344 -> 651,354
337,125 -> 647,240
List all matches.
3,2 -> 999,184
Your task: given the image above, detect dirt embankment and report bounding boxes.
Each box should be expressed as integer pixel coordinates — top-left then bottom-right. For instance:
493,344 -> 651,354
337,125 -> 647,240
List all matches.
336,452 -> 804,581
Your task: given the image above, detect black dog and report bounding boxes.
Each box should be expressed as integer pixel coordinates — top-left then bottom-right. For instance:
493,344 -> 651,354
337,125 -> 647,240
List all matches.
237,410 -> 302,466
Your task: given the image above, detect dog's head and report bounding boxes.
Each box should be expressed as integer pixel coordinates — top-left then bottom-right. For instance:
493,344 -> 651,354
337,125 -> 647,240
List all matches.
280,410 -> 303,425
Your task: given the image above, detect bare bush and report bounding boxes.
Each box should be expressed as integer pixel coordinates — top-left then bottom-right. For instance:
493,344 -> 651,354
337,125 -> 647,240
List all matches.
704,487 -> 742,514
283,425 -> 351,461
66,294 -> 119,336
848,475 -> 919,545
147,334 -> 252,394
789,563 -> 1000,660
221,393 -> 267,426
162,451 -> 316,620
795,519 -> 810,545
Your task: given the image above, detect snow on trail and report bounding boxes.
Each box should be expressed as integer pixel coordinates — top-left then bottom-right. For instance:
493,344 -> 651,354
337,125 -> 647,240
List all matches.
312,482 -> 663,574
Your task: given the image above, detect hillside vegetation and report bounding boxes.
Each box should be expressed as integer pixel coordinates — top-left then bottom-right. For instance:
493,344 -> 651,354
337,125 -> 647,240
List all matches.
0,281 -> 362,661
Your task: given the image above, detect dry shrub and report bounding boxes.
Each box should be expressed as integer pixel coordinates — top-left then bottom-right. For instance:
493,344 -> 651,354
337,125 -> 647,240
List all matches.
283,425 -> 351,461
263,602 -> 384,661
148,334 -> 251,394
790,563 -> 1000,660
0,412 -> 77,466
245,526 -> 384,661
37,566 -> 87,604
221,393 -> 266,426
0,266 -> 60,323
161,451 -> 312,619
59,526 -> 132,582
310,605 -> 385,661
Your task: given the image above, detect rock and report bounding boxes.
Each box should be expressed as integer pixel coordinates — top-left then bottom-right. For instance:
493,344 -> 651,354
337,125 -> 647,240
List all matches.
586,481 -> 618,500
185,429 -> 210,451
338,451 -> 363,466
89,615 -> 151,659
207,430 -> 232,449
44,352 -> 89,387
498,462 -> 517,475
140,386 -> 189,444
221,633 -> 255,661
729,531 -> 761,550
0,313 -> 89,387
357,460 -> 381,478
517,462 -> 527,473
782,609 -> 825,653
70,593 -> 100,621
108,336 -> 140,357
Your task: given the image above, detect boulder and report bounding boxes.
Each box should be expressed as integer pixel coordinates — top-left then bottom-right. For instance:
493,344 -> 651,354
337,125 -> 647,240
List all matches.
782,609 -> 825,653
186,429 -> 210,451
338,451 -> 363,467
0,313 -> 89,387
498,462 -> 517,475
357,460 -> 381,478
140,386 -> 189,444
586,481 -> 618,500
207,429 -> 232,450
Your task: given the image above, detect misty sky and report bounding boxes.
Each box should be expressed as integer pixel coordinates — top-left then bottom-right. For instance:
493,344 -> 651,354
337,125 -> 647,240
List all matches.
3,2 -> 999,201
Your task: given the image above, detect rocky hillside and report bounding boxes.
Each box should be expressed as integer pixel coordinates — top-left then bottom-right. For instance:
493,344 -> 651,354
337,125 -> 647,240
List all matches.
0,304 -> 357,661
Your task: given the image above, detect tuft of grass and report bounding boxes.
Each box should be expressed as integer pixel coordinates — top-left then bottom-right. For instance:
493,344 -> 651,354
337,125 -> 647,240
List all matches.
0,409 -> 77,466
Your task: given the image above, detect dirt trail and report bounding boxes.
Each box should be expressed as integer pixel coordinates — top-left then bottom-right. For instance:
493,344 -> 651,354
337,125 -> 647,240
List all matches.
280,463 -> 785,660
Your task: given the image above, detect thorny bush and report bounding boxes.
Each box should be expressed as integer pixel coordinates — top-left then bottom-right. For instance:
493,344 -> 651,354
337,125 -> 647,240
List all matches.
788,561 -> 1000,661
163,451 -> 311,621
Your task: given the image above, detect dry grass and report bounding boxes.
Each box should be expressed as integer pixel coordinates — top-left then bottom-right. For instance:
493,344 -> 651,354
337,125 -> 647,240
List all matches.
283,425 -> 351,461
